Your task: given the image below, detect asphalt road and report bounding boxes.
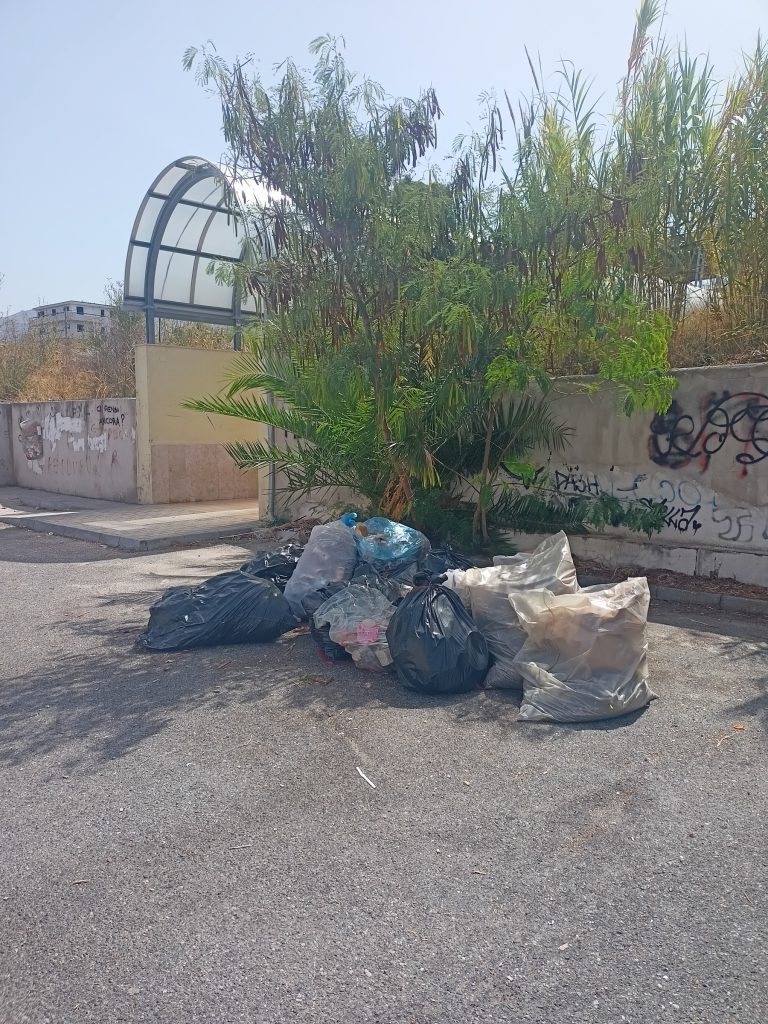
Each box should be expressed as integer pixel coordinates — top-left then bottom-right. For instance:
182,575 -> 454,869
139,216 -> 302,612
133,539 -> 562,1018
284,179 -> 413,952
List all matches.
1,524 -> 766,1024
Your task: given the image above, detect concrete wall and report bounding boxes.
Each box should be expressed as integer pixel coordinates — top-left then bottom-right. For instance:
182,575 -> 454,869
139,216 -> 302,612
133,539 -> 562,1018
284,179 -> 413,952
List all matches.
135,344 -> 264,506
512,364 -> 768,583
7,399 -> 137,500
0,404 -> 14,485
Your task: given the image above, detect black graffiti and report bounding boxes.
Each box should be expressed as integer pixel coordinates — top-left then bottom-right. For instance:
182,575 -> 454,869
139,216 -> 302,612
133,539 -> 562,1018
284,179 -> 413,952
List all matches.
555,467 -> 600,495
649,391 -> 768,471
615,473 -> 648,493
639,497 -> 703,534
96,403 -> 120,414
506,464 -> 545,489
99,416 -> 121,426
712,507 -> 754,543
664,503 -> 703,534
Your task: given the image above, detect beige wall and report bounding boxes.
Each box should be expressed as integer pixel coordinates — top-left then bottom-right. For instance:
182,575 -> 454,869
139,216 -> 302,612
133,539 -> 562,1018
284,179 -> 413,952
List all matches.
520,363 -> 768,559
135,344 -> 266,506
8,399 -> 137,500
275,362 -> 768,584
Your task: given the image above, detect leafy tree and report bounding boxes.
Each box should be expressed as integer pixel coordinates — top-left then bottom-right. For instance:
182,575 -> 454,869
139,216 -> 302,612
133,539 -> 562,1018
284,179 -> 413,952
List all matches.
184,30 -> 678,540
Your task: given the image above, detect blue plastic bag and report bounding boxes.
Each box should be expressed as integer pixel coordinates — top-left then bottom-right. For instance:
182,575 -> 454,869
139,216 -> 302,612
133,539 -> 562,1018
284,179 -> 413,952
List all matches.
354,517 -> 430,571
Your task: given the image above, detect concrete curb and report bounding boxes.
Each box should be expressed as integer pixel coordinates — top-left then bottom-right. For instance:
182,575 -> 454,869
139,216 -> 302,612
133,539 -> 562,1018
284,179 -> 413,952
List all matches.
580,575 -> 768,618
4,514 -> 766,615
0,512 -> 263,553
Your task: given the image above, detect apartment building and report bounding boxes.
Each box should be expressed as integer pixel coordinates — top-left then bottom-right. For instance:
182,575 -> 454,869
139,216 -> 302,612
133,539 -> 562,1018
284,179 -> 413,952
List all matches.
30,300 -> 110,339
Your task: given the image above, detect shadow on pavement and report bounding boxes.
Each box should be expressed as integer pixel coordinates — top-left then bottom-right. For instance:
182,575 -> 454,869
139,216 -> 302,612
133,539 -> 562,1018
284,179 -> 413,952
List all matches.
650,601 -> 768,643
0,526 -> 137,565
0,601 -> 652,775
2,578 -> 766,773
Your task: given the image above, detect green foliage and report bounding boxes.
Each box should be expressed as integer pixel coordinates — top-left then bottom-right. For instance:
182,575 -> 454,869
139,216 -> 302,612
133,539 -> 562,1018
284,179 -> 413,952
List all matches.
595,309 -> 677,414
584,493 -> 668,536
491,490 -> 592,535
407,491 -> 478,550
187,10 -> 768,540
492,488 -> 668,539
408,490 -> 520,553
186,345 -> 567,523
187,350 -> 386,509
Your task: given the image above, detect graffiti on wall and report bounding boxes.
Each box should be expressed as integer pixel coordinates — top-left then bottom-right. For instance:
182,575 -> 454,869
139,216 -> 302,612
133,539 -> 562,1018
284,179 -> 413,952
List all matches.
502,378 -> 768,550
552,466 -> 705,535
538,458 -> 766,546
649,391 -> 768,473
18,416 -> 44,462
97,402 -> 127,428
553,467 -> 601,496
10,400 -> 138,498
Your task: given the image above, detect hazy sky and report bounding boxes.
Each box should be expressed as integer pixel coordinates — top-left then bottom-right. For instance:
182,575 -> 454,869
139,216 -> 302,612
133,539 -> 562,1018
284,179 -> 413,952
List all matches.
0,0 -> 764,312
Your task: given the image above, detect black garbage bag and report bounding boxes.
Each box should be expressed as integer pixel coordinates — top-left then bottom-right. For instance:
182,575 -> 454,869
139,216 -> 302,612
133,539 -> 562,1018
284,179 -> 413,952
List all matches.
240,545 -> 304,591
386,572 -> 489,695
141,571 -> 297,651
381,560 -> 421,586
351,562 -> 404,604
302,583 -> 351,662
423,544 -> 476,575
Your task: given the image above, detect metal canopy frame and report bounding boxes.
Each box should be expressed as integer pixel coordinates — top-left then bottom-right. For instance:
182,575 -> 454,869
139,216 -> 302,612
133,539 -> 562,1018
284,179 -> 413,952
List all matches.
123,156 -> 264,349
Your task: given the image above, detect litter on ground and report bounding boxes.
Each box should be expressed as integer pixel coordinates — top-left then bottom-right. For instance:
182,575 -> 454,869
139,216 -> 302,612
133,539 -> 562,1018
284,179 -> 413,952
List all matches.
139,518 -> 656,724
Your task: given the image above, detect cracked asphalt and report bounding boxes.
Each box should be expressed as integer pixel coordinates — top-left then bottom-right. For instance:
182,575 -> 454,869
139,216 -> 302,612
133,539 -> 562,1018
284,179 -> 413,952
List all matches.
0,524 -> 766,1024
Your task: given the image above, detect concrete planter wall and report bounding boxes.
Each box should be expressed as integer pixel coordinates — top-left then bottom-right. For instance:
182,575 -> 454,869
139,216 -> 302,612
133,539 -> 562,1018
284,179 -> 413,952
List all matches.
509,364 -> 768,585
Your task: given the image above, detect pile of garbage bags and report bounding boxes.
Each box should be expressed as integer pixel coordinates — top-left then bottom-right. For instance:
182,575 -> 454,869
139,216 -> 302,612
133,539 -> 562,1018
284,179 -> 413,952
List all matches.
140,517 -> 656,724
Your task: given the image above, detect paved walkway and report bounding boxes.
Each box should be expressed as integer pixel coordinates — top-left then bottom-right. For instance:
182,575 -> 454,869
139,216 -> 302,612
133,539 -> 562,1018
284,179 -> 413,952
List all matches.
0,485 -> 268,551
1,525 -> 766,1024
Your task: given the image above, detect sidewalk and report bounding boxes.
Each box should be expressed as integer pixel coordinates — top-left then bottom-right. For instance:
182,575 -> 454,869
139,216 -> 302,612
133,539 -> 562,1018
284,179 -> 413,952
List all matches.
0,486 -> 270,552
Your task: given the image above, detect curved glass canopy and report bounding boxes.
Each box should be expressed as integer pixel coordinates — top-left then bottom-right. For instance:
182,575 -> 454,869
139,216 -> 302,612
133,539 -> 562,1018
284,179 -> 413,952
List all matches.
123,156 -> 271,347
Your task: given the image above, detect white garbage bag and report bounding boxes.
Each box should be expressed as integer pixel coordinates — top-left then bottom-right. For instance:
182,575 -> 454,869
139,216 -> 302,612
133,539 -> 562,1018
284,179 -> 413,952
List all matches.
511,577 -> 656,722
464,532 -> 579,690
283,519 -> 358,619
492,553 -> 530,566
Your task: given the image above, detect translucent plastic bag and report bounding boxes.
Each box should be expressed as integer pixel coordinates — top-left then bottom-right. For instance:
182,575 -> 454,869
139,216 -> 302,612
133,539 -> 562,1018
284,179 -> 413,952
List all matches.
492,553 -> 529,567
302,583 -> 351,662
313,584 -> 397,672
511,577 -> 656,722
141,572 -> 297,651
464,532 -> 579,691
386,574 -> 489,695
284,519 -> 358,618
354,517 -> 430,571
441,568 -> 472,609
